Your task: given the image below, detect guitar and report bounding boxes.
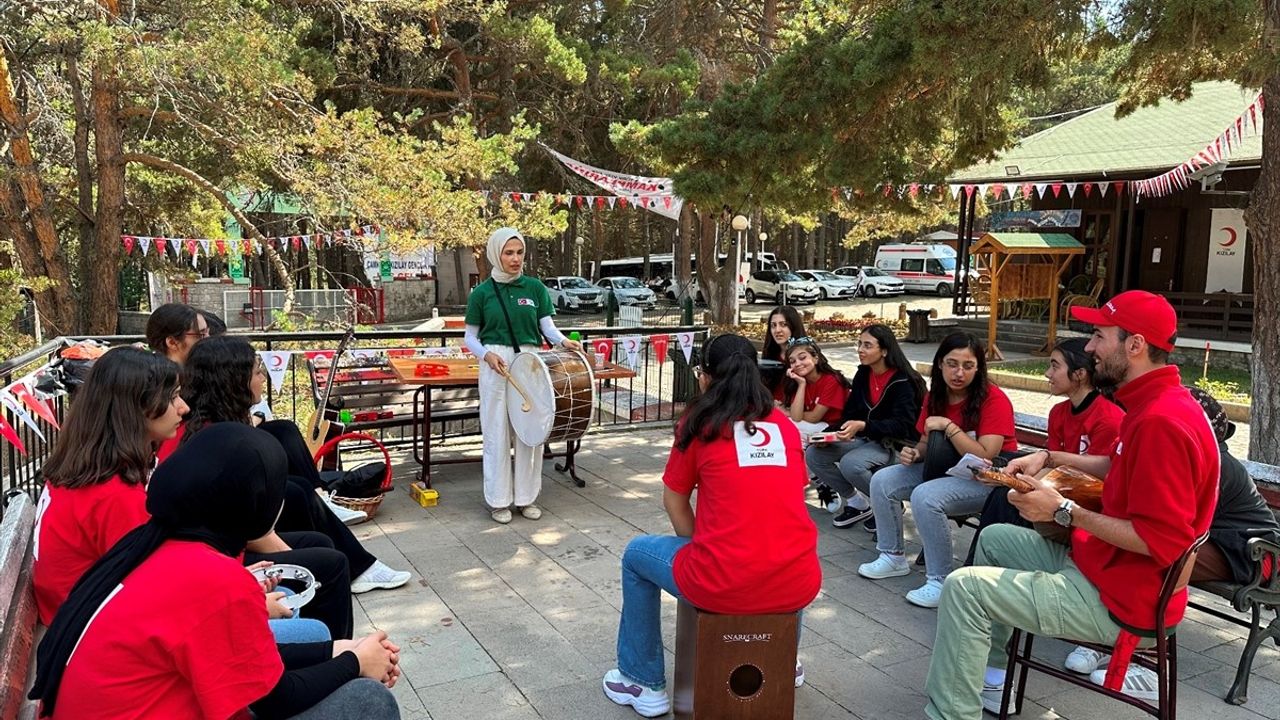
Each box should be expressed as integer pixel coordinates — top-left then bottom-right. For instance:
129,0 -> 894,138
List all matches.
304,326 -> 356,458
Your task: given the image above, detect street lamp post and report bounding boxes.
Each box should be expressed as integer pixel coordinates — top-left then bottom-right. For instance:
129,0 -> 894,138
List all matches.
758,231 -> 769,271
731,214 -> 749,323
575,236 -> 585,278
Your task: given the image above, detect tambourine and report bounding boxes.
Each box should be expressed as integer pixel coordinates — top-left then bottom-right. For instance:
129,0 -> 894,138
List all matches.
251,564 -> 319,611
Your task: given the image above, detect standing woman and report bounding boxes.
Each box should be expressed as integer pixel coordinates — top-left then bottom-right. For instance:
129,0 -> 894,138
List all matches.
805,324 -> 925,529
602,334 -> 820,717
858,332 -> 1017,608
464,227 -> 581,524
760,305 -> 806,397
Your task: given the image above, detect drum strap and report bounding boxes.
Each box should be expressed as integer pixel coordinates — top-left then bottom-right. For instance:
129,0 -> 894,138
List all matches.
490,278 -> 523,353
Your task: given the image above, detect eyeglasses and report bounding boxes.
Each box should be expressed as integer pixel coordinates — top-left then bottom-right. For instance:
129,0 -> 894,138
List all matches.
184,329 -> 210,339
943,359 -> 979,372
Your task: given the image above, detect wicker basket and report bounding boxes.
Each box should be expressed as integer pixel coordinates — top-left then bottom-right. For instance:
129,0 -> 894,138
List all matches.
313,432 -> 393,523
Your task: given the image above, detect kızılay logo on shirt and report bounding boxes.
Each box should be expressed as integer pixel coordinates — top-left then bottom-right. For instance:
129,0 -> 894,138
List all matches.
1078,434 -> 1091,454
517,297 -> 535,306
733,421 -> 785,467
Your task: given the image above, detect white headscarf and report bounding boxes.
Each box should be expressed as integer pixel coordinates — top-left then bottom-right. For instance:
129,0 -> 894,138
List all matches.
487,227 -> 525,284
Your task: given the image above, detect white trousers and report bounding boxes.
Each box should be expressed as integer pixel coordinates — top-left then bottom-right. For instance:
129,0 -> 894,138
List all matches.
478,345 -> 544,508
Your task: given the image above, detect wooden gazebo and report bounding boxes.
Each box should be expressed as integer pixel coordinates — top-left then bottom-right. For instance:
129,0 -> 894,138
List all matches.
970,232 -> 1085,360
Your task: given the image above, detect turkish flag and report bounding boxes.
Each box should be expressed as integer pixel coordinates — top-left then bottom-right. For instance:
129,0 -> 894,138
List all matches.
650,334 -> 670,365
592,338 -> 614,363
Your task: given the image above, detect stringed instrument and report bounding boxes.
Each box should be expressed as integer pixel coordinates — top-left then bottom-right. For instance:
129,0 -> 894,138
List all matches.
304,326 -> 356,458
973,465 -> 1106,513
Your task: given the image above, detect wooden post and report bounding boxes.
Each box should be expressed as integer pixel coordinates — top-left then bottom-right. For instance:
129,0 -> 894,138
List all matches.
987,253 -> 1006,361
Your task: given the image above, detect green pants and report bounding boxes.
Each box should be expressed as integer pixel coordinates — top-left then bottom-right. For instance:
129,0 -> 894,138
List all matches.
924,524 -> 1124,720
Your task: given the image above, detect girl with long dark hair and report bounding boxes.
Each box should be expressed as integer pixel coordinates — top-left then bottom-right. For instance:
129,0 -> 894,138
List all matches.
144,302 -> 208,365
805,324 -> 925,530
175,336 -> 410,599
760,305 -> 805,394
603,334 -> 821,717
31,424 -> 402,720
859,332 -> 1017,609
779,337 -> 850,435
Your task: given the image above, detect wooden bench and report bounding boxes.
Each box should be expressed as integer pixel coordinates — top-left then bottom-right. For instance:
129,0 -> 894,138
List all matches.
0,492 -> 40,720
1011,412 -> 1280,706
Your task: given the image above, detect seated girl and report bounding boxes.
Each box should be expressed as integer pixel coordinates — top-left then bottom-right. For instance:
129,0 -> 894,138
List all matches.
778,337 -> 850,436
32,347 -> 334,642
602,334 -> 821,718
175,335 -> 410,597
760,305 -> 805,396
30,423 -> 402,720
805,324 -> 925,530
859,332 -> 1017,609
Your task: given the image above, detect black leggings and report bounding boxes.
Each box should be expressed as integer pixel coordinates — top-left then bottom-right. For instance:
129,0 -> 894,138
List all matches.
259,420 -> 326,490
275,476 -> 377,578
246,531 -> 354,640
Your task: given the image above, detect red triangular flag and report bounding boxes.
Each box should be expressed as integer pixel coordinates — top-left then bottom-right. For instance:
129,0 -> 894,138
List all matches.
185,239 -> 198,256
576,196 -> 586,208
989,183 -> 1005,199
0,412 -> 26,455
215,239 -> 226,255
908,183 -> 920,198
663,197 -> 673,209
155,238 -> 167,255
595,196 -> 606,208
1050,183 -> 1063,198
1082,183 -> 1093,197
882,184 -> 893,197
650,334 -> 670,365
1112,181 -> 1126,196
8,381 -> 57,430
122,235 -> 136,254
618,196 -> 629,208
291,236 -> 302,251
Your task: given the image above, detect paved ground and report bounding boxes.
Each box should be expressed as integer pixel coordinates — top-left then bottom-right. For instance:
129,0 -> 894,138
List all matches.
353,427 -> 1278,720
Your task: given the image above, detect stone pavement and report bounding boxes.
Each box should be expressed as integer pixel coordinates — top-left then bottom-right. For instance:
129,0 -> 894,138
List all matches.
348,427 -> 1280,720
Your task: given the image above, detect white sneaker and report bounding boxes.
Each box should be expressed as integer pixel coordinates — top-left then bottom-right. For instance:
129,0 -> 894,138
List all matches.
1089,665 -> 1158,701
795,661 -> 805,688
602,669 -> 671,717
491,508 -> 513,524
1065,645 -> 1110,674
980,681 -> 1005,714
351,560 -> 411,594
825,494 -> 846,514
858,553 -> 911,580
323,495 -> 368,526
520,505 -> 542,520
905,578 -> 945,608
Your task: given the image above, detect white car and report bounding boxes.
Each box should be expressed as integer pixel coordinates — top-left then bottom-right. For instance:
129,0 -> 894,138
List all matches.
744,270 -> 821,305
661,273 -> 745,304
595,276 -> 657,309
833,266 -> 906,298
543,276 -> 603,313
794,270 -> 862,301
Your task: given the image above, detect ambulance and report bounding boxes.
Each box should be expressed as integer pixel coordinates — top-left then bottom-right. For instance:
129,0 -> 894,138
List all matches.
873,243 -> 970,296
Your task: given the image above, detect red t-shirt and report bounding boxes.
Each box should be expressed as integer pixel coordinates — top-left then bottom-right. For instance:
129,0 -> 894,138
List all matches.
1071,366 -> 1219,631
782,372 -> 848,426
51,540 -> 283,720
915,384 -> 1018,453
868,368 -> 897,406
663,408 -> 821,614
1047,393 -> 1125,456
156,424 -> 185,464
33,476 -> 150,625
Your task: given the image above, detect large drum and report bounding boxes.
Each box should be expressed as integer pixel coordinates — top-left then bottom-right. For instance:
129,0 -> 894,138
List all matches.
505,349 -> 596,447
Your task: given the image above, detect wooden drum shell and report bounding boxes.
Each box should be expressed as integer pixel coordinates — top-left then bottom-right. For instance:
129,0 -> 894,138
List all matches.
506,349 -> 595,446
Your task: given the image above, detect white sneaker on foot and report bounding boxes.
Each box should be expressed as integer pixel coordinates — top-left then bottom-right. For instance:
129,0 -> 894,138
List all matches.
323,495 -> 368,525
905,578 -> 944,608
351,560 -> 411,594
491,508 -> 513,524
825,494 -> 846,514
1089,665 -> 1158,701
980,681 -> 1005,715
1065,645 -> 1110,674
795,661 -> 805,688
602,669 -> 671,717
858,553 -> 911,580
520,505 -> 542,520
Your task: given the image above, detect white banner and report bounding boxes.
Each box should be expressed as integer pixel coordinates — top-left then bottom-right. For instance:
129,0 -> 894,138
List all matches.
258,351 -> 293,391
1206,208 -> 1248,293
618,335 -> 643,370
676,332 -> 695,363
542,144 -> 684,221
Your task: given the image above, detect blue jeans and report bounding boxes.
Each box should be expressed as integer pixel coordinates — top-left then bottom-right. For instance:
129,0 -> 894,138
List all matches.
616,535 -> 690,689
269,587 -> 332,644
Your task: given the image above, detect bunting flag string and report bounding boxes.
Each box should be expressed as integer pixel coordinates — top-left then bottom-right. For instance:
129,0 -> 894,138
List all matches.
119,225 -> 380,257
1130,93 -> 1263,200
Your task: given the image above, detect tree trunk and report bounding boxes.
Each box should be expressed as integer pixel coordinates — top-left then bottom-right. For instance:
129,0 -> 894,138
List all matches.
1247,38 -> 1280,463
695,207 -> 737,325
88,60 -> 125,333
66,54 -> 97,331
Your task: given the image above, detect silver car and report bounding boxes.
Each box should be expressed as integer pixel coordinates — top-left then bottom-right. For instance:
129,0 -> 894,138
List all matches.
832,266 -> 906,298
744,270 -> 821,305
543,276 -> 603,312
595,276 -> 657,309
795,269 -> 862,300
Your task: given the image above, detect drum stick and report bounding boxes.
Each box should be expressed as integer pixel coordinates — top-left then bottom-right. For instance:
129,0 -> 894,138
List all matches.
497,367 -> 534,413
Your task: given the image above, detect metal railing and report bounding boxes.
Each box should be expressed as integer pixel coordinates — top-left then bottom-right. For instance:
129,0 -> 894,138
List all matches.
0,324 -> 709,507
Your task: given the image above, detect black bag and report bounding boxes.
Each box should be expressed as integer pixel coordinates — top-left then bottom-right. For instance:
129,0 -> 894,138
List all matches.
920,430 -> 963,481
320,462 -> 388,498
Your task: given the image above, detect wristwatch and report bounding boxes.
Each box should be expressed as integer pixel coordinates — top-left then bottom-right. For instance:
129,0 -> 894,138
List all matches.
1053,499 -> 1076,528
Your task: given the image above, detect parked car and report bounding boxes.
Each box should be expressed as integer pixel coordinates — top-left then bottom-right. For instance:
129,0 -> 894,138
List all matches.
595,276 -> 657,309
744,270 -> 821,305
660,273 -> 745,304
794,269 -> 862,300
543,276 -> 603,312
832,266 -> 906,298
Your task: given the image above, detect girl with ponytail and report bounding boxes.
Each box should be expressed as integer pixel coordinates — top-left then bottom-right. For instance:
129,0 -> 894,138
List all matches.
603,334 -> 821,717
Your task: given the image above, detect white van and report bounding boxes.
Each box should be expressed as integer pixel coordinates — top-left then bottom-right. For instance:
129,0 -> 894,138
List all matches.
874,243 -> 969,296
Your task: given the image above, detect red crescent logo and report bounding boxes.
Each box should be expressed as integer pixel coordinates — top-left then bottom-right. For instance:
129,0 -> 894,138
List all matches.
1219,227 -> 1238,248
750,426 -> 772,447
626,339 -> 637,351
270,355 -> 285,369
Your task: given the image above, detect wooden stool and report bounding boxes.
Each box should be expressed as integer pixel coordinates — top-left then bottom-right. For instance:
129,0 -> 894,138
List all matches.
673,601 -> 799,719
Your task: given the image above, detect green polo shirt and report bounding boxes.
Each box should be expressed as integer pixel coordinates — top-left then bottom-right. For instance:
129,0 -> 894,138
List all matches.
465,276 -> 555,348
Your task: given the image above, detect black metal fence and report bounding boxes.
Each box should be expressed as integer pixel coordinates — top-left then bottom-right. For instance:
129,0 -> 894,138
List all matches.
0,324 -> 709,508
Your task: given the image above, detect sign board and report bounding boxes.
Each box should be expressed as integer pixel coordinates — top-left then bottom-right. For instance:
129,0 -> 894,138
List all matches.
361,244 -> 435,281
1205,208 -> 1248,293
989,210 -> 1083,231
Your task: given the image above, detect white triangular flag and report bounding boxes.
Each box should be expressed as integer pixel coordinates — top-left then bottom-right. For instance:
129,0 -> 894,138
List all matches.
1065,182 -> 1078,199
676,332 -> 695,363
0,392 -> 44,441
258,351 -> 293,391
618,335 -> 643,369
606,196 -> 617,209
138,236 -> 152,255
1098,182 -> 1109,198
1034,184 -> 1048,199
199,239 -> 211,255
949,184 -> 961,199
303,235 -> 312,250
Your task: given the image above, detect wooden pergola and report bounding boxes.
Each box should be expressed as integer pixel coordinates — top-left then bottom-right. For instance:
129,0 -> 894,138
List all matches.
970,232 -> 1085,360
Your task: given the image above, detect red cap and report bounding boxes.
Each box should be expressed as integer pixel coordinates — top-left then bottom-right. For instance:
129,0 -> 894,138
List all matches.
1069,290 -> 1177,352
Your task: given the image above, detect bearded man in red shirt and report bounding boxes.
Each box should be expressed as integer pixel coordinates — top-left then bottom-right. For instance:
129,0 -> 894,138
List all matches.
923,290 -> 1219,719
